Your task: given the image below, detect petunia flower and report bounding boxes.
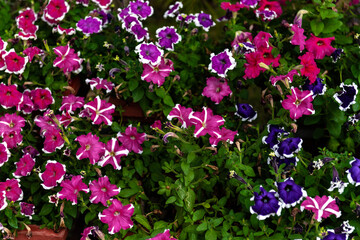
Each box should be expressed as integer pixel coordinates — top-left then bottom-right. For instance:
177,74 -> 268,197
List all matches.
92,0 -> 112,9
290,24 -> 306,52
189,107 -> 225,138
3,131 -> 23,149
129,0 -> 153,20
44,0 -> 70,22
98,199 -> 134,234
0,84 -> 22,109
300,195 -> 341,222
302,78 -> 327,96
0,142 -> 11,168
256,0 -> 282,20
209,127 -> 238,147
23,47 -> 44,63
76,133 -> 105,164
20,202 -> 35,219
305,34 -> 335,60
0,191 -> 7,211
167,104 -> 193,128
270,69 -> 299,86
320,230 -> 347,240
60,95 -> 85,114
243,51 -> 266,79
250,186 -> 282,220
58,175 -> 89,205
274,137 -> 303,158
148,229 -> 177,240
276,178 -> 307,208
0,113 -> 26,136
253,31 -> 273,51
98,138 -> 129,170
208,49 -> 236,78
281,87 -> 314,120
42,128 -> 65,153
0,37 -> 7,52
328,167 -> 348,194
83,96 -> 115,126
128,24 -> 149,42
346,157 -> 360,186
53,45 -> 83,74
333,82 -> 358,111
255,8 -> 277,21
34,110 -> 57,135
39,160 -> 66,189
117,125 -> 146,154
156,26 -> 182,51
31,88 -> 54,111
235,103 -> 257,122
76,16 -> 103,37
141,57 -> 174,87
202,77 -> 232,104
260,46 -> 280,67
89,176 -> 121,206
194,11 -> 215,32
176,13 -> 196,24
17,90 -> 34,114
3,49 -> 28,75
262,124 -> 289,149
13,154 -> 35,178
135,43 -> 164,65
52,25 -> 76,35
80,226 -> 96,240
298,52 -> 320,84
22,145 -> 39,158
240,0 -> 259,8
86,77 -> 115,94
331,48 -> 344,63
164,1 -> 183,18
121,14 -> 141,30
0,178 -> 23,202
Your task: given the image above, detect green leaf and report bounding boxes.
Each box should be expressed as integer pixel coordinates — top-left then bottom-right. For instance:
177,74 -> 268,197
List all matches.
205,228 -> 217,240
134,159 -> 144,175
193,209 -> 206,221
320,9 -> 338,19
184,189 -> 196,212
8,216 -> 18,229
211,218 -> 223,227
271,48 -> 280,58
154,221 -> 168,229
196,222 -> 208,232
243,166 -> 255,177
322,19 -> 342,33
166,196 -> 177,204
132,87 -> 144,102
187,152 -> 196,163
45,73 -> 54,86
64,204 -> 77,218
23,67 -> 30,80
310,19 -> 324,36
327,120 -> 342,137
31,183 -> 40,194
85,211 -> 97,225
128,80 -> 139,91
133,215 -> 151,231
163,95 -> 175,107
119,188 -> 139,198
39,204 -> 54,216
181,162 -> 190,175
155,88 -> 166,98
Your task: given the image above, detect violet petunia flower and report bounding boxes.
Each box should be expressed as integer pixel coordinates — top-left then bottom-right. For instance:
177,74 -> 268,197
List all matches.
302,78 -> 327,96
80,226 -> 96,240
261,124 -> 289,149
208,49 -> 236,78
128,24 -> 149,42
167,104 -> 193,128
0,178 -> 23,202
274,137 -> 303,158
300,196 -> 341,222
76,133 -> 105,164
333,82 -> 358,112
58,175 -> 89,205
53,45 -> 83,74
98,138 -> 129,170
117,125 -> 146,154
235,103 -> 257,122
13,154 -> 35,178
241,0 -> 258,8
202,77 -> 232,104
331,48 -> 344,63
129,0 -> 153,20
328,167 -> 348,194
20,202 -> 35,219
281,87 -> 315,120
189,107 -> 225,138
164,2 -> 183,18
194,11 -> 215,32
346,157 -> 360,186
85,77 -> 114,94
276,177 -> 307,208
250,186 -> 282,220
39,160 -> 66,189
89,176 -> 120,206
98,199 -> 134,234
141,58 -> 174,87
76,16 -> 103,37
83,96 -> 115,126
135,43 -> 164,65
156,26 -> 182,51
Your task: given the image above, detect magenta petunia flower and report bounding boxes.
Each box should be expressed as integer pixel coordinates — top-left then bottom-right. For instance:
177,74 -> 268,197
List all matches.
58,175 -> 89,205
3,49 -> 28,75
300,196 -> 341,222
298,52 -> 320,84
20,202 -> 35,219
167,104 -> 193,128
243,51 -> 266,79
148,229 -> 177,240
141,58 -> 174,87
83,96 -> 115,126
282,87 -> 314,120
0,51 -> 7,71
256,0 -> 282,20
60,95 -> 85,114
23,47 -> 44,63
128,24 -> 149,42
0,191 -> 7,211
209,127 -> 238,147
98,199 -> 134,234
189,107 -> 225,138
57,112 -> 73,128
85,77 -> 114,94
290,24 -> 306,52
3,130 -> 23,149
13,154 -> 35,178
260,46 -> 280,68
0,84 -> 22,109
39,160 -> 66,189
80,226 -> 96,240
44,0 -> 70,21
202,77 -> 232,104
117,125 -> 146,154
0,37 -> 7,52
0,142 -> 10,167
42,128 -> 65,153
156,26 -> 182,51
150,120 -> 162,130
305,34 -> 335,60
76,133 -> 105,164
53,45 -> 83,74
31,88 -> 54,111
76,16 -> 103,37
0,178 -> 23,202
98,138 -> 129,170
270,69 -> 299,86
0,113 -> 26,136
17,90 -> 34,114
16,7 -> 37,26
15,31 -> 38,41
135,43 -> 164,65
89,176 -> 120,206
253,31 -> 272,51
208,49 -> 236,78
129,0 -> 153,20
92,0 -> 112,9
52,25 -> 76,35
34,110 -> 57,135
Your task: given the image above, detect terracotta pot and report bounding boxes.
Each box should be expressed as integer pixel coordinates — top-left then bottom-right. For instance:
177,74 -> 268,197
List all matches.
15,225 -> 68,240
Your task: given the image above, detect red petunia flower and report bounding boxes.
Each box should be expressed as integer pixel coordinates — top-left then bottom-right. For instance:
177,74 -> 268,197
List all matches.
298,52 -> 320,84
305,34 -> 335,59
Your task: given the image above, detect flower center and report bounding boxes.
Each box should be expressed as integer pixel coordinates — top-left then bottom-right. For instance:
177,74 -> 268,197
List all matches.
6,91 -> 11,96
85,144 -> 91,150
166,34 -> 172,39
109,151 -> 115,157
263,53 -> 269,58
145,50 -> 150,56
285,185 -> 292,192
114,211 -> 120,216
317,41 -> 324,46
295,99 -> 301,105
101,187 -> 107,192
262,196 -> 270,203
130,136 -> 136,140
9,122 -> 14,128
153,66 -> 159,72
216,87 -> 221,93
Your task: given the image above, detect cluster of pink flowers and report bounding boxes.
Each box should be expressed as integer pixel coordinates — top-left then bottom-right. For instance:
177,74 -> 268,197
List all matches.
15,8 -> 39,40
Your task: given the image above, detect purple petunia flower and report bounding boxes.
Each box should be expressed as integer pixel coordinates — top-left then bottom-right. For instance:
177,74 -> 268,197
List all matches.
208,49 -> 236,77
80,226 -> 96,240
83,96 -> 115,126
328,167 -> 348,194
240,0 -> 259,8
256,8 -> 277,21
85,77 -> 114,94
156,26 -> 182,51
58,175 -> 89,205
235,103 -> 257,122
60,95 -> 85,114
0,178 -> 23,202
274,137 -> 303,158
167,104 -> 193,128
331,48 -> 344,63
346,157 -> 360,186
98,138 -> 129,170
276,177 -> 307,208
262,124 -> 289,149
76,133 -> 105,164
321,230 -> 347,240
189,107 -> 225,138
194,11 -> 215,32
202,77 -> 232,104
31,88 -> 55,111
53,45 -> 83,74
333,82 -> 358,111
13,154 -> 35,178
76,16 -> 103,37
176,13 -> 196,24
128,24 -> 149,42
164,2 -> 183,19
250,186 -> 282,220
117,125 -> 146,154
135,43 -> 164,65
98,199 -> 134,234
89,176 -> 120,206
302,78 -> 327,96
39,160 -> 66,189
129,0 -> 153,20
3,49 -> 29,75
20,202 -> 35,219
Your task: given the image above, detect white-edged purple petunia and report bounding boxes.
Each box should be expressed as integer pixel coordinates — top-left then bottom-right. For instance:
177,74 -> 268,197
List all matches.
0,178 -> 23,202
60,95 -> 85,114
302,77 -> 327,96
3,49 -> 28,75
156,26 -> 182,51
129,0 -> 153,20
208,49 -> 236,77
261,124 -> 289,149
128,24 -> 149,42
194,11 -> 215,32
274,137 -> 303,158
20,202 -> 35,219
76,16 -> 103,37
328,167 -> 348,194
250,186 -> 282,220
92,0 -> 112,9
135,42 -> 164,65
235,103 -> 257,122
83,96 -> 115,126
346,157 -> 360,186
39,160 -> 66,189
275,177 -> 307,208
164,1 -> 183,18
333,82 -> 358,111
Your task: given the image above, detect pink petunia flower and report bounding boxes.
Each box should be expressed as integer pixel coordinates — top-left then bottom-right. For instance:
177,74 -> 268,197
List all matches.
0,50 -> 7,71
260,46 -> 280,67
209,127 -> 238,147
20,202 -> 35,219
3,130 -> 23,149
298,52 -> 320,84
141,58 -> 174,87
0,84 -> 22,109
270,69 -> 299,86
189,107 -> 225,138
202,77 -> 232,104
60,95 -> 85,114
98,138 -> 129,170
3,49 -> 28,75
57,112 -> 73,128
42,128 -> 65,153
92,0 -> 112,9
85,77 -> 114,94
0,113 -> 26,136
23,47 -> 44,63
281,87 -> 314,120
253,31 -> 272,51
243,51 -> 266,79
15,31 -> 38,41
17,90 -> 35,114
0,191 -> 7,211
52,25 -> 76,35
305,34 -> 335,60
39,160 -> 66,189
0,178 -> 23,202
53,45 -> 83,74
31,88 -> 54,111
98,199 -> 134,234
117,125 -> 146,154
83,96 -> 115,126
300,196 -> 341,222
150,120 -> 162,130
44,0 -> 70,22
0,37 -> 7,52
89,176 -> 120,206
167,104 -> 193,128
256,0 -> 282,20
290,24 -> 306,52
13,154 -> 35,178
0,142 -> 11,167
76,133 -> 105,164
58,175 -> 89,205
34,110 -> 57,135
148,229 -> 177,240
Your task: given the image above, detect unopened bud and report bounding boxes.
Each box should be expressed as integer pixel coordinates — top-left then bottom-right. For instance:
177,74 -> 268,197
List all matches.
293,65 -> 304,70
291,123 -> 298,133
258,62 -> 270,70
